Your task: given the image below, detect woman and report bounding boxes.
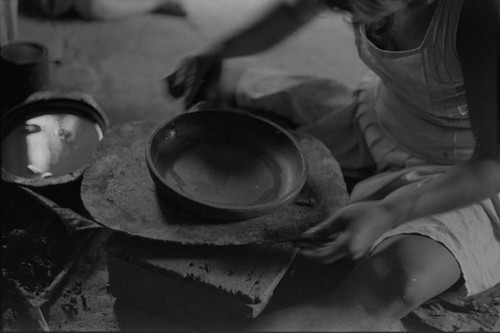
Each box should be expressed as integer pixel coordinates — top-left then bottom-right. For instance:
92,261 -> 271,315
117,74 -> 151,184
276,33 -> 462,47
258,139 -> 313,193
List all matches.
167,0 -> 500,330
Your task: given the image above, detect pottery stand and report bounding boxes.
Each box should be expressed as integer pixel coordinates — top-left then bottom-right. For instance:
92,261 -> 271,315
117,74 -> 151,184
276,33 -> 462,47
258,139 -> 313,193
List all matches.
80,120 -> 348,326
81,121 -> 348,245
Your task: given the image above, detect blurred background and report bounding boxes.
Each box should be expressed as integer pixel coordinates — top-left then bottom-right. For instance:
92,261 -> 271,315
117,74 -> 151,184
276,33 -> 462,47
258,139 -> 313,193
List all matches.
1,0 -> 367,126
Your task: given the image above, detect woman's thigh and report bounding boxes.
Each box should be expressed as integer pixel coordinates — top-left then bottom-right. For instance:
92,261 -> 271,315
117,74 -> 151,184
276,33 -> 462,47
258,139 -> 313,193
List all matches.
249,235 -> 462,331
335,234 -> 461,326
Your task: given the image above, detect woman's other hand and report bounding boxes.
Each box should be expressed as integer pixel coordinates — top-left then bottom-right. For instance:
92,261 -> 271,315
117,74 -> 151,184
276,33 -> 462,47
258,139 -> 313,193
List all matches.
166,48 -> 223,110
299,201 -> 397,263
164,0 -> 322,111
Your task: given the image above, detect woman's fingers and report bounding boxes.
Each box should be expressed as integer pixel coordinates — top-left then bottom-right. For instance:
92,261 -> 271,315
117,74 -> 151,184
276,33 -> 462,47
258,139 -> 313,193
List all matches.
301,212 -> 347,242
298,230 -> 342,248
165,54 -> 223,110
165,56 -> 195,99
184,61 -> 204,109
165,69 -> 185,98
299,232 -> 350,264
195,62 -> 223,104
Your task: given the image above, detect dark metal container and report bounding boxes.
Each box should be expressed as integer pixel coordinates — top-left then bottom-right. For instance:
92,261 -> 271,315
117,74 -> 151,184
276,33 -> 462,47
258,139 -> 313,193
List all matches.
0,41 -> 50,111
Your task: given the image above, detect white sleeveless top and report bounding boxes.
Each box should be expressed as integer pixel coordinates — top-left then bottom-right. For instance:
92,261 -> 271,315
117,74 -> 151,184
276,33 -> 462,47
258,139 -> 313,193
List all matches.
354,0 -> 475,164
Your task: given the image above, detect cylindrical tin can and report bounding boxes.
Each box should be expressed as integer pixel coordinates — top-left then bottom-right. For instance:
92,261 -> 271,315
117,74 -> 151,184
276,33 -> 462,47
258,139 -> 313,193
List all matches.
0,41 -> 50,111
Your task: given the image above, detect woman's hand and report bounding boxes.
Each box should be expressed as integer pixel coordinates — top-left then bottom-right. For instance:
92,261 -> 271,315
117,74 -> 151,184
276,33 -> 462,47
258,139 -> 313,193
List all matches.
299,201 -> 398,263
166,48 -> 223,110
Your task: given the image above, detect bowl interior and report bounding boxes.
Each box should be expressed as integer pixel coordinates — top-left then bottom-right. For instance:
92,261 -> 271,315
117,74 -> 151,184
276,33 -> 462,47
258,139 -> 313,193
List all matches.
147,111 -> 307,212
1,98 -> 108,184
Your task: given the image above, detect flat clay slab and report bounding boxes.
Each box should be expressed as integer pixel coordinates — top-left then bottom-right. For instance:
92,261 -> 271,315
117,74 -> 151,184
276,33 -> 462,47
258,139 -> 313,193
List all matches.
81,121 -> 348,245
106,233 -> 297,321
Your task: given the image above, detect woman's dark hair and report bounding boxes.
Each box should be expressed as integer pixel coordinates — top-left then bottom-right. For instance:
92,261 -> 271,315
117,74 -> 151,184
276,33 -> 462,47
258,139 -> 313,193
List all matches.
319,0 -> 352,12
320,0 -> 411,23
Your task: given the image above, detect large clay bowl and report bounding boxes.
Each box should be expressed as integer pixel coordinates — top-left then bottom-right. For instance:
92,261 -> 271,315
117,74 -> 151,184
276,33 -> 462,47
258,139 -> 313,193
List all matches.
146,110 -> 308,221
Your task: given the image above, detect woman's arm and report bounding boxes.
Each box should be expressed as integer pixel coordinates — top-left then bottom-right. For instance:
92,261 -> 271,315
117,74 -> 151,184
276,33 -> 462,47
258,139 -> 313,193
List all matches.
300,159 -> 500,262
382,0 -> 500,224
382,160 -> 500,227
167,0 -> 329,108
203,0 -> 327,59
382,0 -> 500,226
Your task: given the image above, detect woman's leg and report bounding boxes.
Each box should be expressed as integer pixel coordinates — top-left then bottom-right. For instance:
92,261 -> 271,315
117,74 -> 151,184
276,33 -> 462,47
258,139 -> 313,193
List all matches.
247,235 -> 461,331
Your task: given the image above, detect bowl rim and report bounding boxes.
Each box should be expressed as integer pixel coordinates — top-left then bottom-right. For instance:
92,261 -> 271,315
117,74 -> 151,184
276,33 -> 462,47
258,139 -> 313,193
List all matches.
145,109 -> 308,217
0,95 -> 109,187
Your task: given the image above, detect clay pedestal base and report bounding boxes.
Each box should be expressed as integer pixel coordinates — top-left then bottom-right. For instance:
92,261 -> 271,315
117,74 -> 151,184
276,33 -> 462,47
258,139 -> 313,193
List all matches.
106,233 -> 296,329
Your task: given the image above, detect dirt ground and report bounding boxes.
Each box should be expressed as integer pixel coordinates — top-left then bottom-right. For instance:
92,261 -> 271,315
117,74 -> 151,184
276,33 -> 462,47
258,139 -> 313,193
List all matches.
3,0 -> 500,331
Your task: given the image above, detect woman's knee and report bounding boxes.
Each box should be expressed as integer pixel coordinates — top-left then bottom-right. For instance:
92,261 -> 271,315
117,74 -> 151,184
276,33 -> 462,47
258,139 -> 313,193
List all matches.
368,235 -> 462,307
